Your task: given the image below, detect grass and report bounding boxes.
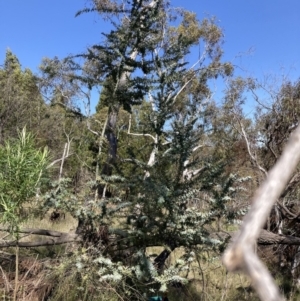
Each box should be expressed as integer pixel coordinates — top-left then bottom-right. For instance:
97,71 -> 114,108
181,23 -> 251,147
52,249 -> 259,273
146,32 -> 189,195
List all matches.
1,213 -> 300,300
0,211 -> 77,301
22,210 -> 77,233
145,245 -> 257,301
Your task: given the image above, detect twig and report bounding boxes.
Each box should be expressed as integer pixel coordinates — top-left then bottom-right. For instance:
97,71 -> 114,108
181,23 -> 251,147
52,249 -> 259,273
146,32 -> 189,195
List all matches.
236,116 -> 267,177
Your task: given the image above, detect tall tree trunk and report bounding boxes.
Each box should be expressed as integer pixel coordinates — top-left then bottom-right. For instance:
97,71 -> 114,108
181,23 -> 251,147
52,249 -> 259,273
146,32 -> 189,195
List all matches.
102,105 -> 119,176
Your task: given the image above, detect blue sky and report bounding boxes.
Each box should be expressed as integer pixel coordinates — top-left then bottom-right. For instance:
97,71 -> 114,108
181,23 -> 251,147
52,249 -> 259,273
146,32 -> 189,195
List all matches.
175,0 -> 300,80
0,0 -> 299,112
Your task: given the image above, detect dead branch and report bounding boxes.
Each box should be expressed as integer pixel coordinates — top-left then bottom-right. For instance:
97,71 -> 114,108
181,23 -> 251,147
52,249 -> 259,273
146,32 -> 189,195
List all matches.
0,227 -> 81,247
0,233 -> 81,248
0,227 -> 68,237
258,229 -> 300,245
212,229 -> 300,247
0,226 -> 128,248
59,143 -> 68,181
47,153 -> 73,169
235,115 -> 268,177
223,124 -> 300,301
127,114 -> 156,141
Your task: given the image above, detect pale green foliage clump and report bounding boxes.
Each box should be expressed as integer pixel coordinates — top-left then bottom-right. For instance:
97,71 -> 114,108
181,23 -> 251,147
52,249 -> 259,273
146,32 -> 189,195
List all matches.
0,128 -> 49,233
68,247 -> 193,297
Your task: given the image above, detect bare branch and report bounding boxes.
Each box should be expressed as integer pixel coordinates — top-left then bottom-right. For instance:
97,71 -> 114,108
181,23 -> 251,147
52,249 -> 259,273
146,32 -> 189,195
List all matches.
250,86 -> 273,111
127,114 -> 156,141
0,235 -> 81,248
47,153 -> 73,169
182,144 -> 208,179
276,201 -> 298,219
235,115 -> 268,177
0,226 -> 129,248
86,119 -> 100,136
213,229 -> 300,246
0,227 -> 66,236
59,143 -> 68,181
0,227 -> 81,247
171,72 -> 197,104
258,229 -> 300,245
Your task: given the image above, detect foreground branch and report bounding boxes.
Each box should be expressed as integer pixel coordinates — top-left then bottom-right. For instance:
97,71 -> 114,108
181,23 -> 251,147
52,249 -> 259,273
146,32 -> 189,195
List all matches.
223,124 -> 300,301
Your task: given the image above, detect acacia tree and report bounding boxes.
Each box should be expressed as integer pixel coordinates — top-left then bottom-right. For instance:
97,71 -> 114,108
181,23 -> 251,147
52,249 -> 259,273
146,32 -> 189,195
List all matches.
0,128 -> 49,301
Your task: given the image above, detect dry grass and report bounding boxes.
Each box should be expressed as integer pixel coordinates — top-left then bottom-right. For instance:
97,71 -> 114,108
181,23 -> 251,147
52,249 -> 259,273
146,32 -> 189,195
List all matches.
0,213 -> 78,301
22,210 -> 77,233
1,214 -> 296,300
145,245 -> 257,301
0,251 -> 55,301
